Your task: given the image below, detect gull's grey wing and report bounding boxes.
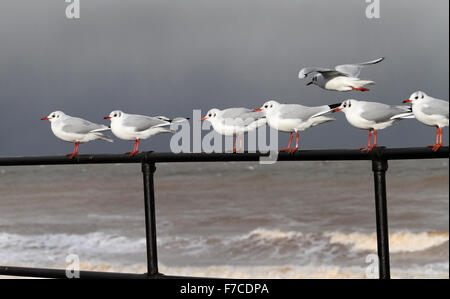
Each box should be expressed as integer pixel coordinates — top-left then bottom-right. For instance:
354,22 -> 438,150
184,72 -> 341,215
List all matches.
278,105 -> 331,121
122,114 -> 170,132
220,108 -> 252,118
220,109 -> 265,127
240,110 -> 265,120
360,102 -> 410,122
421,99 -> 449,118
298,67 -> 343,79
61,117 -> 109,134
335,57 -> 384,78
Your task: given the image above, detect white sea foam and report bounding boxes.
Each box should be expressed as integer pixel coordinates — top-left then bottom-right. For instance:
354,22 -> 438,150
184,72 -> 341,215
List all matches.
1,228 -> 447,270
242,228 -> 302,240
325,231 -> 449,253
0,232 -> 146,265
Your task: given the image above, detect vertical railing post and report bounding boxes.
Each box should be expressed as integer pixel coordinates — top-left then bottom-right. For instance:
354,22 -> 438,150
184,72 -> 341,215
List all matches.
371,155 -> 391,279
142,160 -> 159,277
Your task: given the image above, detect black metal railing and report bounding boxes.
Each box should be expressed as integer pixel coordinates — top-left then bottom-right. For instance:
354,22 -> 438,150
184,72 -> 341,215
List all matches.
0,146 -> 448,279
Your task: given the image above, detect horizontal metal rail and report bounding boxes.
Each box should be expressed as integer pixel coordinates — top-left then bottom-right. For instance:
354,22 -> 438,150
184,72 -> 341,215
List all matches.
0,146 -> 448,279
0,266 -> 211,279
0,147 -> 448,166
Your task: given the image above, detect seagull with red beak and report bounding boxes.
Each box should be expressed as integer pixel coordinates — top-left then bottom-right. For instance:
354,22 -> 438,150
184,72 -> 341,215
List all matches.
41,111 -> 113,159
330,99 -> 414,151
299,57 -> 384,92
254,100 -> 339,153
403,91 -> 449,152
104,110 -> 188,156
201,108 -> 266,153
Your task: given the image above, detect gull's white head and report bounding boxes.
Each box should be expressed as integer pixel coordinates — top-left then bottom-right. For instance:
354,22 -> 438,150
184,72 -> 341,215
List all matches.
104,110 -> 124,121
403,91 -> 427,104
332,99 -> 357,114
41,111 -> 66,122
254,100 -> 281,113
201,108 -> 221,121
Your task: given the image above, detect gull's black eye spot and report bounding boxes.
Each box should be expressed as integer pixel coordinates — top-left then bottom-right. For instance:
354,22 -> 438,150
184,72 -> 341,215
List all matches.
208,114 -> 212,117
264,105 -> 268,108
52,114 -> 55,118
415,96 -> 418,100
114,114 -> 117,117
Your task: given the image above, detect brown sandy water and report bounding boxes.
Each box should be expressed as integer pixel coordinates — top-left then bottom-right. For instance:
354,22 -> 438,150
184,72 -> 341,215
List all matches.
0,159 -> 448,278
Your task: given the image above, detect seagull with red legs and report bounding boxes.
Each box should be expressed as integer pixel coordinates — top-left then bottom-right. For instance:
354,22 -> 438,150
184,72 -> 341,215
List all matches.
201,108 -> 266,153
298,57 -> 384,92
105,110 -> 188,156
254,100 -> 339,153
329,99 -> 414,151
41,111 -> 113,159
403,91 -> 449,152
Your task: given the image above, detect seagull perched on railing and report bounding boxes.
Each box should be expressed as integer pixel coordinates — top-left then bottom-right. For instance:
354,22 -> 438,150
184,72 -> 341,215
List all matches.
201,108 -> 266,153
403,91 -> 449,152
41,111 -> 113,159
298,57 -> 384,92
329,99 -> 414,151
104,110 -> 188,156
254,100 -> 340,153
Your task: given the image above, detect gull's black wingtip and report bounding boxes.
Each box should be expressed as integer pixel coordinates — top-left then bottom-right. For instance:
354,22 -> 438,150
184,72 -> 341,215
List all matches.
328,103 -> 341,109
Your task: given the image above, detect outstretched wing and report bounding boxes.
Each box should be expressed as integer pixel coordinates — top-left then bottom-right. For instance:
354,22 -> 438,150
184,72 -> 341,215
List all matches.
335,57 -> 384,78
62,117 -> 109,134
298,67 -> 342,79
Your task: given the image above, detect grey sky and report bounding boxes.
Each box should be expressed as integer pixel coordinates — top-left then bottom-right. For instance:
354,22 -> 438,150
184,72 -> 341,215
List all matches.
0,0 -> 448,156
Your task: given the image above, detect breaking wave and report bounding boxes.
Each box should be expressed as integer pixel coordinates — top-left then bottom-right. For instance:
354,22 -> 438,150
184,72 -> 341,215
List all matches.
0,228 -> 447,278
325,231 -> 449,253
